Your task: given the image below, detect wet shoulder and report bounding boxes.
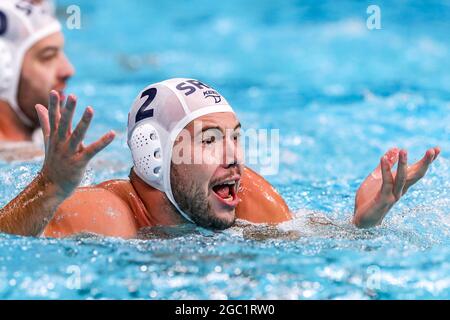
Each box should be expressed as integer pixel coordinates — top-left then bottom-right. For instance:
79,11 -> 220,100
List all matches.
235,167 -> 292,223
43,183 -> 138,238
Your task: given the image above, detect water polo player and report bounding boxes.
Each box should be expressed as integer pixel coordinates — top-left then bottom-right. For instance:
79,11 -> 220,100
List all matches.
0,0 -> 74,145
42,79 -> 440,238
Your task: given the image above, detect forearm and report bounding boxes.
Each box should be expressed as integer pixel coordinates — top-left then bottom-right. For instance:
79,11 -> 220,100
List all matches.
0,172 -> 67,236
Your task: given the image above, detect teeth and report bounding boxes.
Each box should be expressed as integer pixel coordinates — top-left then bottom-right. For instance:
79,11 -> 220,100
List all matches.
214,180 -> 235,187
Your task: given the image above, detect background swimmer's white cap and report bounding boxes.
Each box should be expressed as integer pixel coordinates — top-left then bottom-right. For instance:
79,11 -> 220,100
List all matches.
0,0 -> 61,127
127,78 -> 235,222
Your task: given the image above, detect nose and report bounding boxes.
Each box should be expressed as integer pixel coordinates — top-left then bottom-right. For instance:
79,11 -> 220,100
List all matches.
57,53 -> 75,82
222,135 -> 243,168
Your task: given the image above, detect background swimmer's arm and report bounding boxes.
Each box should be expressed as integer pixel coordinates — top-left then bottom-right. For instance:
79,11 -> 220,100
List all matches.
236,167 -> 292,223
353,147 -> 440,228
0,91 -> 115,236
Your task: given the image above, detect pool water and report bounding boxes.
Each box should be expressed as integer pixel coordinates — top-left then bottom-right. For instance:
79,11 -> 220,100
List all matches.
0,0 -> 449,299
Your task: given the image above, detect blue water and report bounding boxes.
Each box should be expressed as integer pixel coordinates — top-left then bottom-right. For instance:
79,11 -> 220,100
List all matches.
1,0 -> 449,299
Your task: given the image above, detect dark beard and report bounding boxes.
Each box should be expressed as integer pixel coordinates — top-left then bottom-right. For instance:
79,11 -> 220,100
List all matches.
170,166 -> 235,230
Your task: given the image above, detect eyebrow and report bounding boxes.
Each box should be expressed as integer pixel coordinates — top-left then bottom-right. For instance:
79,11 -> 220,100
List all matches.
201,122 -> 242,134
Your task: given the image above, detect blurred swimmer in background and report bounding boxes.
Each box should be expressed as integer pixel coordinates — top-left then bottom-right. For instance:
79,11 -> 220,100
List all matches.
0,0 -> 74,160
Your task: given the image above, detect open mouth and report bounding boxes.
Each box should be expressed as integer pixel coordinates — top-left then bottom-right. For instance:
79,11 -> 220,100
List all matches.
211,177 -> 240,208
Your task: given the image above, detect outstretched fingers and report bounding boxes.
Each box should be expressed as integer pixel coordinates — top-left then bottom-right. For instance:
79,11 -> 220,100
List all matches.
433,146 -> 441,159
410,148 -> 435,179
384,147 -> 400,167
393,149 -> 407,199
83,131 -> 116,162
58,95 -> 77,140
380,155 -> 395,197
69,107 -> 94,152
370,147 -> 399,180
35,104 -> 50,148
404,147 -> 441,189
48,90 -> 61,135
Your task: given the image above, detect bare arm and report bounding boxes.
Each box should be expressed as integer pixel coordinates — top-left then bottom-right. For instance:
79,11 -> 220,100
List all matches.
0,172 -> 67,236
0,91 -> 115,236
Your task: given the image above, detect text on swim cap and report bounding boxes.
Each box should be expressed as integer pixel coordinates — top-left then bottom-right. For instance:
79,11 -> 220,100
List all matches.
135,87 -> 157,123
15,0 -> 35,16
176,79 -> 211,96
203,90 -> 222,103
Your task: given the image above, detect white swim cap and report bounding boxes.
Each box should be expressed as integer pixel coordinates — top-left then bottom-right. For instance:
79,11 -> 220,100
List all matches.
0,0 -> 61,127
127,78 -> 235,222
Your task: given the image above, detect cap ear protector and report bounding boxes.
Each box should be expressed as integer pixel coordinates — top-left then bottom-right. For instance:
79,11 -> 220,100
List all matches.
128,120 -> 165,192
127,78 -> 236,223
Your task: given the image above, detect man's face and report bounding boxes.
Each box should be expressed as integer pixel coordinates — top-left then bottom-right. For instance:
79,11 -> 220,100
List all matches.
171,112 -> 244,230
17,32 -> 74,126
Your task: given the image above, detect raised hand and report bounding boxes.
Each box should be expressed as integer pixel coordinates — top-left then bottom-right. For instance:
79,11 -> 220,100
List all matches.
36,90 -> 116,197
1,91 -> 115,236
353,146 -> 441,228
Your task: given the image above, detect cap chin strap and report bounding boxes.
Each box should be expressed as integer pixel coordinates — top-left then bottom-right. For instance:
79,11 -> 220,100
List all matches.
163,104 -> 235,224
9,99 -> 34,127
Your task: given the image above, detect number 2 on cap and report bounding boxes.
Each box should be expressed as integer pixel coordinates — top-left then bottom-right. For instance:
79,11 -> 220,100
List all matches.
0,11 -> 7,35
135,87 -> 157,123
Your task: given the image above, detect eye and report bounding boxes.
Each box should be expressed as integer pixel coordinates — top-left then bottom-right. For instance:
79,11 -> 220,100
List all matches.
38,49 -> 59,63
202,136 -> 216,145
233,131 -> 241,141
201,128 -> 223,145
